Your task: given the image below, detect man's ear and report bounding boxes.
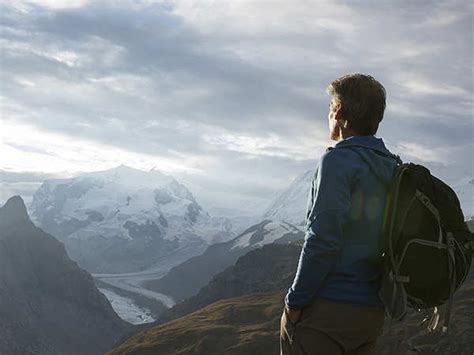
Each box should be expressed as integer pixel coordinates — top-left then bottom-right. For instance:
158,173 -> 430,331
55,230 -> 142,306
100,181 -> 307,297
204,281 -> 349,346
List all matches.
334,102 -> 345,123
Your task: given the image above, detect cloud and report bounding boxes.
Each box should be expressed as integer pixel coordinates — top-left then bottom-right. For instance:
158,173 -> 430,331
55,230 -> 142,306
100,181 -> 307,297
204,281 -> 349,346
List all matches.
0,119 -> 199,174
396,142 -> 450,164
5,0 -> 91,11
397,72 -> 470,98
0,0 -> 472,212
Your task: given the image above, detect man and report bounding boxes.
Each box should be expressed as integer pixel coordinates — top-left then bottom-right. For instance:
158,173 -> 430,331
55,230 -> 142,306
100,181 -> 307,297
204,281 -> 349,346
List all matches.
280,74 -> 398,354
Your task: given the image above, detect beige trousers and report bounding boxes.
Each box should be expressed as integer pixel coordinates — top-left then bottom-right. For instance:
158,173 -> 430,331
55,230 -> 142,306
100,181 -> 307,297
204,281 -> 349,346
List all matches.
280,297 -> 384,355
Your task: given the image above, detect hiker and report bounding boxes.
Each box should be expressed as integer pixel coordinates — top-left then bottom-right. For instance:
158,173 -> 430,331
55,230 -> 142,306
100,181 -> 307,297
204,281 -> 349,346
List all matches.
280,74 -> 398,354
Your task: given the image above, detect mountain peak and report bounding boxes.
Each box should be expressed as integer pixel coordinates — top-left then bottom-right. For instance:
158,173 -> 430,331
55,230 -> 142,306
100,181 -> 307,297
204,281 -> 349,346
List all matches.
0,195 -> 30,224
262,169 -> 315,226
115,164 -> 134,170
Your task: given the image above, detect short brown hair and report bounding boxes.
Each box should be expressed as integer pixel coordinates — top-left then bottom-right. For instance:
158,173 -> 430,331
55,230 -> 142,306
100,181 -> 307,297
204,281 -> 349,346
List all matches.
326,74 -> 386,135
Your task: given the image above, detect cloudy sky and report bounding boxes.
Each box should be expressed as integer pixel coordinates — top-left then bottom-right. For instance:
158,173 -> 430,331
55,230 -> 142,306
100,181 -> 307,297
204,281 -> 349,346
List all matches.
0,0 -> 472,214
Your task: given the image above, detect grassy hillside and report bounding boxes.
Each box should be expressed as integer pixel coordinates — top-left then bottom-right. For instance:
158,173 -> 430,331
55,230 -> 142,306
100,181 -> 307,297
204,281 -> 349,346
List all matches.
108,291 -> 285,355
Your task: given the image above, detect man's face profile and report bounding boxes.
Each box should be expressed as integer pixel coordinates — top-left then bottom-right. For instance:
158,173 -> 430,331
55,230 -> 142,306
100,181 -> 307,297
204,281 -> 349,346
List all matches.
328,98 -> 342,141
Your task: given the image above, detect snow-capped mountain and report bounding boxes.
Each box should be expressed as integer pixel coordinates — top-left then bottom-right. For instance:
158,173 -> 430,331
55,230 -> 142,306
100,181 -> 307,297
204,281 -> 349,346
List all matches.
261,169 -> 314,226
229,219 -> 303,250
29,165 -> 237,273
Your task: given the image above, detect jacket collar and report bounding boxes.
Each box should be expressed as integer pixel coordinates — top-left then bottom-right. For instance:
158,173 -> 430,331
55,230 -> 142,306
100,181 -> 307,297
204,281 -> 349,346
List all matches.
333,135 -> 389,154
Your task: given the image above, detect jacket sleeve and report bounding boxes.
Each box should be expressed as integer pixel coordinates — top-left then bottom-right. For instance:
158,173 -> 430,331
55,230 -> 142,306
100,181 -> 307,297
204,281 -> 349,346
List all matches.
285,149 -> 352,309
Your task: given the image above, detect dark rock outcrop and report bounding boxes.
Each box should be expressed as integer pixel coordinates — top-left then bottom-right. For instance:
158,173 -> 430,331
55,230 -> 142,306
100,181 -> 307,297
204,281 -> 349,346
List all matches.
0,195 -> 131,355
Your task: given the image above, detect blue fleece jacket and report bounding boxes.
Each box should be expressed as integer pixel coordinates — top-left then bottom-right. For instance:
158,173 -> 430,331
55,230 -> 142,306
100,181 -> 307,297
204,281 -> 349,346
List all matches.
285,135 -> 397,309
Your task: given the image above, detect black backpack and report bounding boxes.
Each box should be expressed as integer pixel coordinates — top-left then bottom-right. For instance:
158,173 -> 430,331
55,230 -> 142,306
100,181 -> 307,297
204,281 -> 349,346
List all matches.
379,157 -> 474,332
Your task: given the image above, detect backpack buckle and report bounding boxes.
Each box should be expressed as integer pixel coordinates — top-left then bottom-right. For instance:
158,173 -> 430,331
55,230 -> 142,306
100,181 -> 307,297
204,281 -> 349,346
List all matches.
427,307 -> 440,332
393,275 -> 410,283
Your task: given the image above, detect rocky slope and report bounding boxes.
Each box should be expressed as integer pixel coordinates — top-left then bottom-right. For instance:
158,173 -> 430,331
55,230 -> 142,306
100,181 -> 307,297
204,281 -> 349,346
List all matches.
0,196 -> 131,355
29,165 -> 238,273
144,219 -> 304,303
